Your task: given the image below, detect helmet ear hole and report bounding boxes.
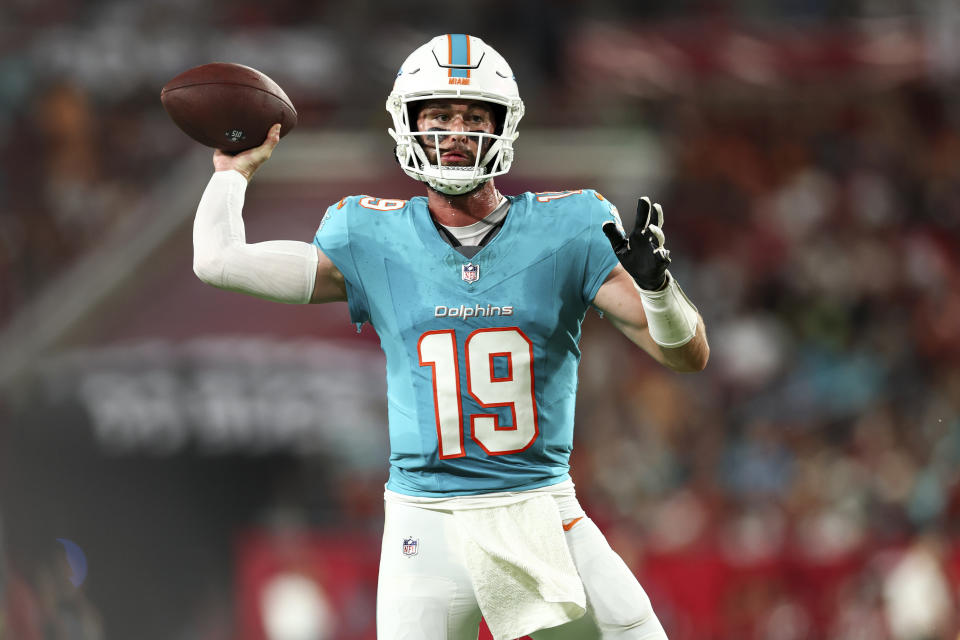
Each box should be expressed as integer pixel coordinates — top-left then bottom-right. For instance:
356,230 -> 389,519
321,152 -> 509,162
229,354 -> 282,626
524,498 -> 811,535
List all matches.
491,104 -> 507,135
406,102 -> 424,154
407,101 -> 424,132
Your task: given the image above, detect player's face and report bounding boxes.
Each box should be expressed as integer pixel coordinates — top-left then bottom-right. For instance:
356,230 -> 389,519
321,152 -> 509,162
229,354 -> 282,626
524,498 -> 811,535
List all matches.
415,100 -> 496,167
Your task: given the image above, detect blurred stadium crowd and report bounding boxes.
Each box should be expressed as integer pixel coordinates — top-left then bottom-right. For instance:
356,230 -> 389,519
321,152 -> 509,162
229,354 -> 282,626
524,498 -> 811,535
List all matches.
573,83 -> 960,638
2,0 -> 960,639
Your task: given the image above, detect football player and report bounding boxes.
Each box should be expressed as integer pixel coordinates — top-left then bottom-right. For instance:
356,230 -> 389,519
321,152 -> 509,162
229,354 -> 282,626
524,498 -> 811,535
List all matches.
193,34 -> 708,640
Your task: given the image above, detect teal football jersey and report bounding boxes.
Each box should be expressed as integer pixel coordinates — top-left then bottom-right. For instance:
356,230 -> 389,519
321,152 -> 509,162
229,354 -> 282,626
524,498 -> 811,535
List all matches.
313,190 -> 621,496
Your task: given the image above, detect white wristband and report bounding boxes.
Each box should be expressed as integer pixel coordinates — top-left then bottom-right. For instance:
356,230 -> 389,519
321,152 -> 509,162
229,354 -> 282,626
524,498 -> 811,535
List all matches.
193,170 -> 318,304
638,272 -> 699,348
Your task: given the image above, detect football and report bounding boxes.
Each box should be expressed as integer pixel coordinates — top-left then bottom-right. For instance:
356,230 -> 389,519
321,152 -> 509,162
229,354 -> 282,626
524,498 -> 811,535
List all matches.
160,62 -> 297,152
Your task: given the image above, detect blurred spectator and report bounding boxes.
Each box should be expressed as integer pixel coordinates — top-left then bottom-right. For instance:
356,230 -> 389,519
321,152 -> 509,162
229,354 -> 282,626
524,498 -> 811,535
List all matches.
34,546 -> 104,640
883,533 -> 955,640
0,541 -> 103,640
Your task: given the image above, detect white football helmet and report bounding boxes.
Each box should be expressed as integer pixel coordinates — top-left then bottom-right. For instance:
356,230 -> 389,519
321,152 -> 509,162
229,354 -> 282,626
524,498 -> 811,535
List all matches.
386,34 -> 525,195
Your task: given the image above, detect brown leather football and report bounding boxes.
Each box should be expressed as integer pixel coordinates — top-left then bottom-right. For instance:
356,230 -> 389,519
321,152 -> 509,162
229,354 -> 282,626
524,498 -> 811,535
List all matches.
160,63 -> 297,152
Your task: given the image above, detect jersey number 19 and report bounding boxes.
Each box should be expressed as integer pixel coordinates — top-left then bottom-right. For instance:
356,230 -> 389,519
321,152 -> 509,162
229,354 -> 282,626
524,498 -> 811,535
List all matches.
418,327 -> 539,458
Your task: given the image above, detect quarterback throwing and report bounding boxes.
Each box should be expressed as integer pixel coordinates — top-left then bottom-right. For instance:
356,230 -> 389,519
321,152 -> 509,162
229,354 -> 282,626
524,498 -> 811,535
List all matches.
192,33 -> 708,640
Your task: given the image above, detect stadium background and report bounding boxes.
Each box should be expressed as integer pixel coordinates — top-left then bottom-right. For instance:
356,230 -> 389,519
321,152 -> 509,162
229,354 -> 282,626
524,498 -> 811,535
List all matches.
2,1 -> 959,638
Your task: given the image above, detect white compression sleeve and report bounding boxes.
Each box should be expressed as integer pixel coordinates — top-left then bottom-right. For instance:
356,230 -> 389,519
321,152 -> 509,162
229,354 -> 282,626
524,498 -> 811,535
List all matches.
193,170 -> 318,304
638,272 -> 700,348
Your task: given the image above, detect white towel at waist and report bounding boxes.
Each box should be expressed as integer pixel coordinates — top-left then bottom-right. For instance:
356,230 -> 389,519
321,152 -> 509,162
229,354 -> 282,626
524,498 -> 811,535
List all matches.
452,493 -> 586,640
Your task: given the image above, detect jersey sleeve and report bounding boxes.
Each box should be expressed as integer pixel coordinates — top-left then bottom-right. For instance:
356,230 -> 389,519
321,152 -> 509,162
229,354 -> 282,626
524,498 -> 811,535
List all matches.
312,198 -> 370,326
581,191 -> 622,304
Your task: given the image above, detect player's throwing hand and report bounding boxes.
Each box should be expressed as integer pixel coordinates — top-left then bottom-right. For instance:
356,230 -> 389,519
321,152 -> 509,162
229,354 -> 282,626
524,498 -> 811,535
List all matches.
602,197 -> 671,291
213,123 -> 282,182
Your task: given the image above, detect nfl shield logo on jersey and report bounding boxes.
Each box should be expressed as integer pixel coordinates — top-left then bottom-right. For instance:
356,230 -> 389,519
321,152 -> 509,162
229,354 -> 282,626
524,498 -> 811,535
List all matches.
461,263 -> 480,283
402,537 -> 419,557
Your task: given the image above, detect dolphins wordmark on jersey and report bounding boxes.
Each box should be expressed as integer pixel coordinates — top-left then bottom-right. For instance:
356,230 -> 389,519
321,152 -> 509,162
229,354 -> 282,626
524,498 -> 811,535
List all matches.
313,189 -> 621,496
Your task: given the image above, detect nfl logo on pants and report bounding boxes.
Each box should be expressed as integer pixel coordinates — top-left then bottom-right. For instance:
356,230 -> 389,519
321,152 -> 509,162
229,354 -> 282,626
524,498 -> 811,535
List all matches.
402,537 -> 419,557
461,263 -> 479,283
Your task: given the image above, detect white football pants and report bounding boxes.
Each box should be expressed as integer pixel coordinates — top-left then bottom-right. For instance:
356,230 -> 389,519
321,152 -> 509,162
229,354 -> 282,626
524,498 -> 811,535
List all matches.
376,497 -> 668,640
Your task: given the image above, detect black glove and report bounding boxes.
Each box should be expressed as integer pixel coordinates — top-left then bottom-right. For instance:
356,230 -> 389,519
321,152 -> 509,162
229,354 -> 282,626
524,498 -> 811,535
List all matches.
602,197 -> 671,291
